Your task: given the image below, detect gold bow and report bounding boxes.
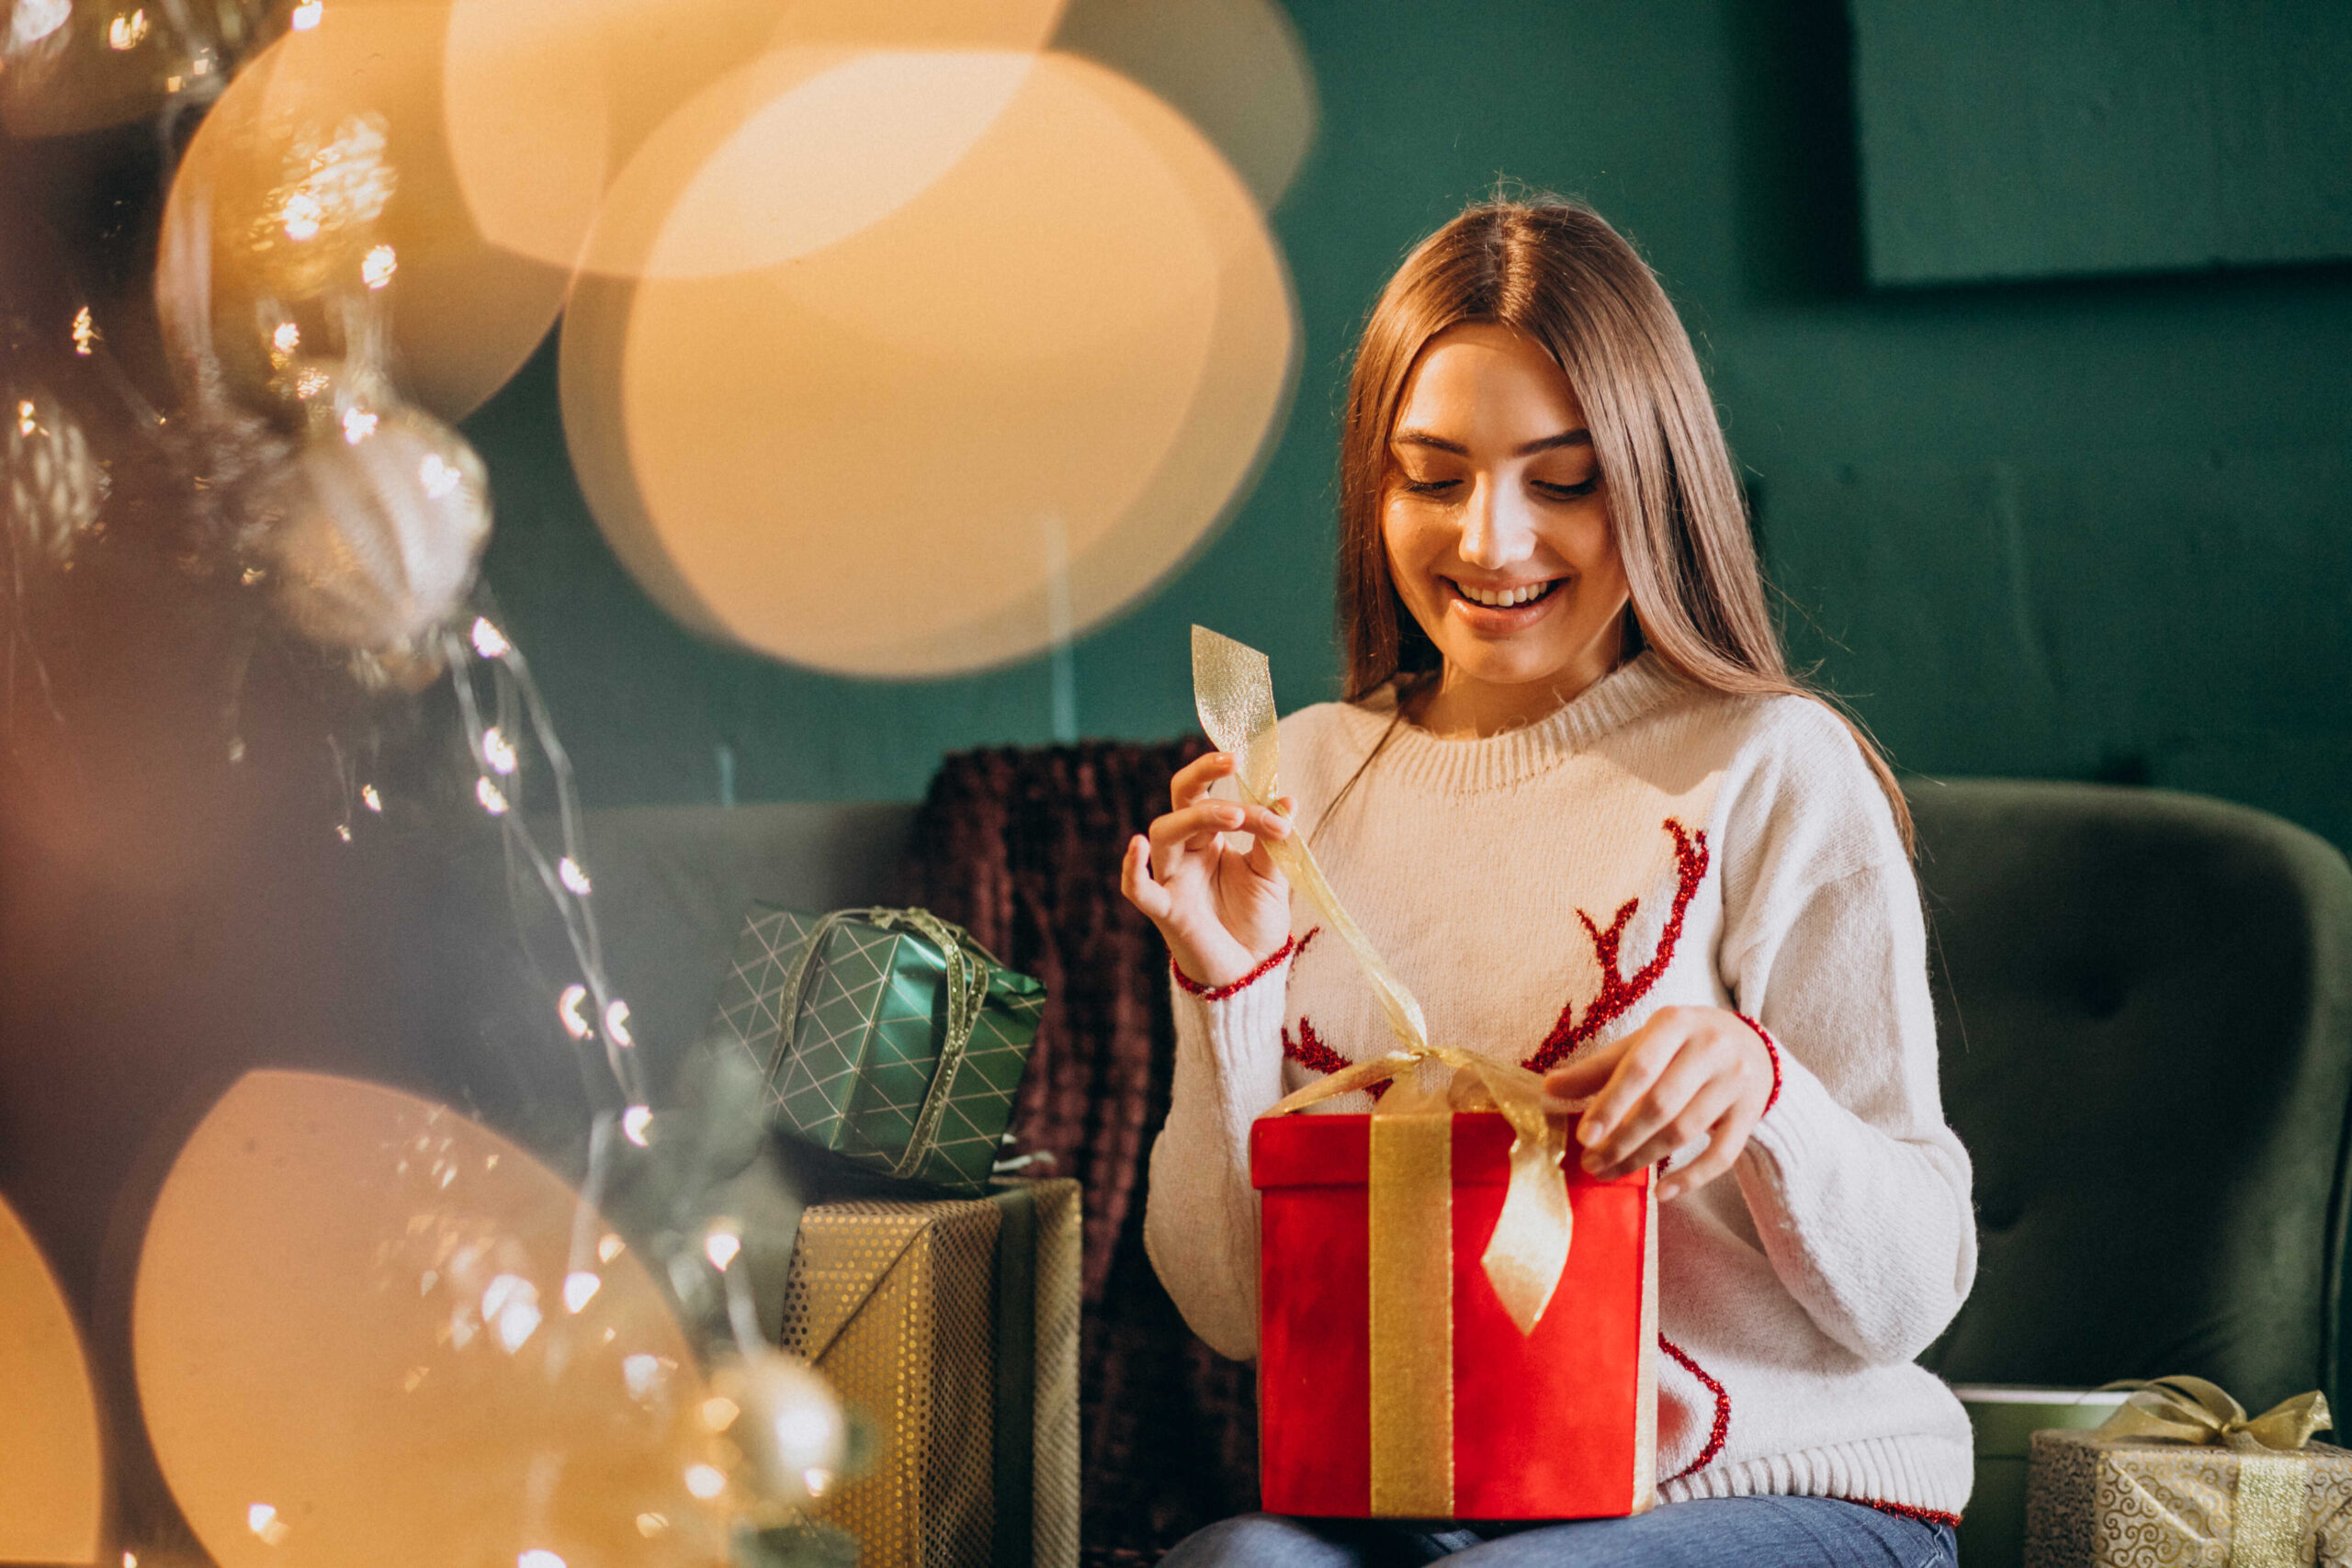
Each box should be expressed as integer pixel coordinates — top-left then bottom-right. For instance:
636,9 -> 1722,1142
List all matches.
2097,1377 -> 2334,1453
1193,626 -> 1574,1335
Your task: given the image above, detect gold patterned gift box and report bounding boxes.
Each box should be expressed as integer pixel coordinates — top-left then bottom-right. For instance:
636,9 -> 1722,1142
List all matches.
2025,1381 -> 2352,1568
778,1180 -> 1080,1568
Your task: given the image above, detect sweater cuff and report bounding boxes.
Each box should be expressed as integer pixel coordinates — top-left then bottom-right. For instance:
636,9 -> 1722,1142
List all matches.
1169,945 -> 1296,1120
1735,1013 -> 1784,1116
1171,934 -> 1296,1001
1738,1034 -> 1844,1181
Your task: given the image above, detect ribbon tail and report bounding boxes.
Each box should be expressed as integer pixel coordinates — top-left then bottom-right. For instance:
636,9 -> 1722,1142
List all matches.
1447,1053 -> 1572,1331
1193,626 -> 1431,1055
1264,835 -> 1429,1053
1484,1131 -> 1573,1332
2244,1391 -> 2334,1451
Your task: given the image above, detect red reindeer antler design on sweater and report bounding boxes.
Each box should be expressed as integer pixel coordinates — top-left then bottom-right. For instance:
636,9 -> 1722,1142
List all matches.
1276,820 -> 1706,1086
1521,819 -> 1710,1074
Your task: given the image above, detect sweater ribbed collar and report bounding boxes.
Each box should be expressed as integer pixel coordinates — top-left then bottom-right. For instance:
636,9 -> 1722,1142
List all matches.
1338,651 -> 1688,794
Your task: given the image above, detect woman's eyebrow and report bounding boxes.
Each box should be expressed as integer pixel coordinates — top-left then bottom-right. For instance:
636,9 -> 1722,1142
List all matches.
1391,428 -> 1592,457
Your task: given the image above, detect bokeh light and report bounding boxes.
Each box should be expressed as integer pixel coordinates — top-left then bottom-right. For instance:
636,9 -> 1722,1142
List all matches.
134,1070 -> 729,1568
438,0 -> 1068,276
582,47 -> 1038,281
0,1196 -> 103,1565
1,0 -> 266,137
156,2 -> 571,422
560,48 -> 1296,677
1054,0 -> 1317,209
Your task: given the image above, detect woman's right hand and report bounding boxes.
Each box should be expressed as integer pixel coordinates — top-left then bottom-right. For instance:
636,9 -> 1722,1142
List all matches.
1120,751 -> 1295,989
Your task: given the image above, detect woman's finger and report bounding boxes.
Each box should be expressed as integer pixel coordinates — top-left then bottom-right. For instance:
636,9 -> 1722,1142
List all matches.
1583,1035 -> 1722,1170
1544,1037 -> 1633,1107
1120,834 -> 1173,923
1245,804 -> 1294,842
1146,798 -> 1249,845
1169,751 -> 1237,811
1655,1100 -> 1762,1201
1146,800 -> 1249,871
1575,1017 -> 1690,1153
1592,1073 -> 1743,1180
1245,828 -> 1278,879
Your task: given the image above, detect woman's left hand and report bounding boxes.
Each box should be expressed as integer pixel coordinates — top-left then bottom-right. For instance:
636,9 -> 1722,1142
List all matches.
1542,1006 -> 1773,1202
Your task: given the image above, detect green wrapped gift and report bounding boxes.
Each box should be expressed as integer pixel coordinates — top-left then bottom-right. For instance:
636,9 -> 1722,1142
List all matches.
712,905 -> 1046,1194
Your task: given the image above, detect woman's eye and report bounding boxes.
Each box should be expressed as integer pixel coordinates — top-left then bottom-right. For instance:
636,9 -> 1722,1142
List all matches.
1398,476 -> 1461,496
1532,476 -> 1600,501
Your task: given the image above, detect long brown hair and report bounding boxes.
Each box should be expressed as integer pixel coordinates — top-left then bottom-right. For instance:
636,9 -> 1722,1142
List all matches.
1334,197 -> 1912,849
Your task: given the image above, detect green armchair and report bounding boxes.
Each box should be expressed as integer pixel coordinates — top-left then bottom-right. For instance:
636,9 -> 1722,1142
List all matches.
1911,780 -> 2352,1416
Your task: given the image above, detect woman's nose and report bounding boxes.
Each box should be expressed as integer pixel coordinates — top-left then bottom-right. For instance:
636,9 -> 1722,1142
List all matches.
1458,472 -> 1538,569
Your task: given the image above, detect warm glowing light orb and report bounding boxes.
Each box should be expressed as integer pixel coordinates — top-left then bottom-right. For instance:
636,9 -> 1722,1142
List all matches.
155,3 -> 570,423
133,1070 -> 720,1568
437,0 -> 1069,276
1055,0 -> 1318,209
0,1195 -> 104,1563
581,46 -> 1038,281
560,49 -> 1295,676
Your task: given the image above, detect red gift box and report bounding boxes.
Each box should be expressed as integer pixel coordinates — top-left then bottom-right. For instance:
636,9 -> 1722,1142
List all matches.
1252,1109 -> 1657,1520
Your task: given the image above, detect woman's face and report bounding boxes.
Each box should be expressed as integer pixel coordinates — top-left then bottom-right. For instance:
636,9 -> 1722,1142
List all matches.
1381,321 -> 1632,730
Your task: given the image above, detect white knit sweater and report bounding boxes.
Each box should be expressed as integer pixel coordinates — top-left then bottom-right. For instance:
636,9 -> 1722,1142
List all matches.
1142,652 -> 1978,1518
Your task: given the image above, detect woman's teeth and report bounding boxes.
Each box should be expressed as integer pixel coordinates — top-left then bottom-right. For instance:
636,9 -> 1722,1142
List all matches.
1454,580 -> 1555,609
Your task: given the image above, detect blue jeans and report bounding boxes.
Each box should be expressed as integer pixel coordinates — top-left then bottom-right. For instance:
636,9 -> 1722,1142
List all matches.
1157,1498 -> 1957,1568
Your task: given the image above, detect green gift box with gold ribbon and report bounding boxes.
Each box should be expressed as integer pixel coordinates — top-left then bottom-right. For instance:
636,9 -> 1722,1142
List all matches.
2025,1378 -> 2352,1567
712,905 -> 1046,1195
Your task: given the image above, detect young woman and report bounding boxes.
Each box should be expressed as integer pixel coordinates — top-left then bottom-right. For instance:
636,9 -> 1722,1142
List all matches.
1120,198 -> 1975,1568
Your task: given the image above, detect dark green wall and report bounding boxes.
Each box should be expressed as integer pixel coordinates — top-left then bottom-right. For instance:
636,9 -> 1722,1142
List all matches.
1851,0 -> 2352,284
464,0 -> 2352,860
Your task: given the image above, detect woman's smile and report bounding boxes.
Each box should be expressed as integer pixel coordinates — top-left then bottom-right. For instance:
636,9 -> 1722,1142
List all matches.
1445,573 -> 1565,616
